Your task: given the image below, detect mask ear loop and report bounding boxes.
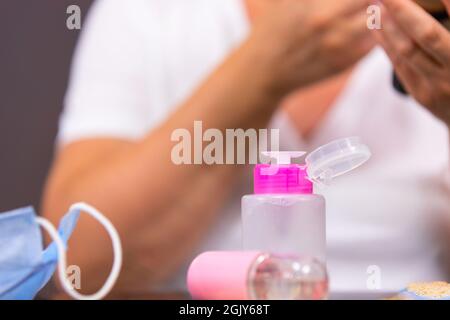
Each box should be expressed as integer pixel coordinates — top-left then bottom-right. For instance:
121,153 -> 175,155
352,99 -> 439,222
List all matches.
36,202 -> 122,300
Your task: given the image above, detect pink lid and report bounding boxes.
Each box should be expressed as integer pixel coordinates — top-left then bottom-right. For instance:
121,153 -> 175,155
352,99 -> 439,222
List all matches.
187,251 -> 261,300
254,164 -> 313,194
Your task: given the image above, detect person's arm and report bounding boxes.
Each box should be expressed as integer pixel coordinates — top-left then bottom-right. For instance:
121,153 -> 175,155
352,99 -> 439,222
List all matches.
44,42 -> 282,293
43,0 -> 374,294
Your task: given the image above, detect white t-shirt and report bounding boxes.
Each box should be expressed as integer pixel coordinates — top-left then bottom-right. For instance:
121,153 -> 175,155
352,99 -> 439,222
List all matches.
59,0 -> 450,293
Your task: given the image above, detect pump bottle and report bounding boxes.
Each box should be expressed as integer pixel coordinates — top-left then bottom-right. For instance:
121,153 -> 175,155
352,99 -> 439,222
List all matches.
242,137 -> 371,264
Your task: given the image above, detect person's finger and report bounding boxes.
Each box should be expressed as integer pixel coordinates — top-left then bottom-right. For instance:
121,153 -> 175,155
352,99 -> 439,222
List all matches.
299,0 -> 371,47
381,0 -> 450,64
334,10 -> 373,40
394,61 -> 424,97
308,0 -> 370,23
443,0 -> 450,14
377,29 -> 423,96
321,12 -> 375,68
321,0 -> 370,16
375,6 -> 440,76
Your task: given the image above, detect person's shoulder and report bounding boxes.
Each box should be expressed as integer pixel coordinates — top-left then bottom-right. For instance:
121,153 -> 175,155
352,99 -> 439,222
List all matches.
83,0 -> 172,43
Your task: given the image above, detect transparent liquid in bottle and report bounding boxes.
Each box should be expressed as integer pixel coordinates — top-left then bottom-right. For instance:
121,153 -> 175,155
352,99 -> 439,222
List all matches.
248,255 -> 328,300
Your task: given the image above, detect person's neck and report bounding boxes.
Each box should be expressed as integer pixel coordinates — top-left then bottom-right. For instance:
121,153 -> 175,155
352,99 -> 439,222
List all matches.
282,67 -> 355,139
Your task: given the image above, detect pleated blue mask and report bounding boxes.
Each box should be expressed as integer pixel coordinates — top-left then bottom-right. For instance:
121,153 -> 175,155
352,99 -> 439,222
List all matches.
0,202 -> 122,300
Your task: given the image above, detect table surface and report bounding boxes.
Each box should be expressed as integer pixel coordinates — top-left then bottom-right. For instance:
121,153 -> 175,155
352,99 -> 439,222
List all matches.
50,291 -> 396,300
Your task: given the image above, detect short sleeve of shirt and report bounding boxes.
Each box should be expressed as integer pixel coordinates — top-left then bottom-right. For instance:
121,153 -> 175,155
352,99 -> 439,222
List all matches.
57,0 -> 156,145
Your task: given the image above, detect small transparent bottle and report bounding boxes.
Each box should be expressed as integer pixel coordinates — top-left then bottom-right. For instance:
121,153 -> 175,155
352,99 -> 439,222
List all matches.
187,251 -> 328,300
242,156 -> 326,262
242,138 -> 371,266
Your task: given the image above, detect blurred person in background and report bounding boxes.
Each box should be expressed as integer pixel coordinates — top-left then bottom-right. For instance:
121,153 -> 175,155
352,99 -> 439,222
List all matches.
42,0 -> 450,296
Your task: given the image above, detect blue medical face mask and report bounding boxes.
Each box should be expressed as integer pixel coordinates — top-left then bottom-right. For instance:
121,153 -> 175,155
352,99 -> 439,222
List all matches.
0,203 -> 122,300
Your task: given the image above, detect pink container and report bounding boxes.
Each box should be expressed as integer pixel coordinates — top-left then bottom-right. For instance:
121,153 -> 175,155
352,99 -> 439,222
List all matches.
187,251 -> 261,300
187,251 -> 329,300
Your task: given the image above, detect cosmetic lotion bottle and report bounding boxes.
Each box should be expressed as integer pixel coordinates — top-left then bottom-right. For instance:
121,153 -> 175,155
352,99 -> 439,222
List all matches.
187,251 -> 329,300
242,137 -> 371,264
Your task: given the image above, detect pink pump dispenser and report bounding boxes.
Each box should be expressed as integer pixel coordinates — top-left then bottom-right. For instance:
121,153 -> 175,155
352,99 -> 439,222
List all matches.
254,152 -> 313,195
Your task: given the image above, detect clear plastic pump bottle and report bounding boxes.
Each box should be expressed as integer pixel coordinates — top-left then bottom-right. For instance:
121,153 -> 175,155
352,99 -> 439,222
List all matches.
187,251 -> 328,300
242,137 -> 371,264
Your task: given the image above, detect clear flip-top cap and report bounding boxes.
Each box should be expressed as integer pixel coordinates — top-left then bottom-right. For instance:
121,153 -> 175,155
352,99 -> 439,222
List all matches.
305,137 -> 371,184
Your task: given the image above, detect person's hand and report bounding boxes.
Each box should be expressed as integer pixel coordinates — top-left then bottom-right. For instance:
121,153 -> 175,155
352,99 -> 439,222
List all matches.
373,0 -> 450,127
243,0 -> 375,96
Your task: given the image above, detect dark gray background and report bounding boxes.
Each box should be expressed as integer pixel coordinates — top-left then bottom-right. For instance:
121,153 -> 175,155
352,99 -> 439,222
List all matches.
0,1 -> 93,212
